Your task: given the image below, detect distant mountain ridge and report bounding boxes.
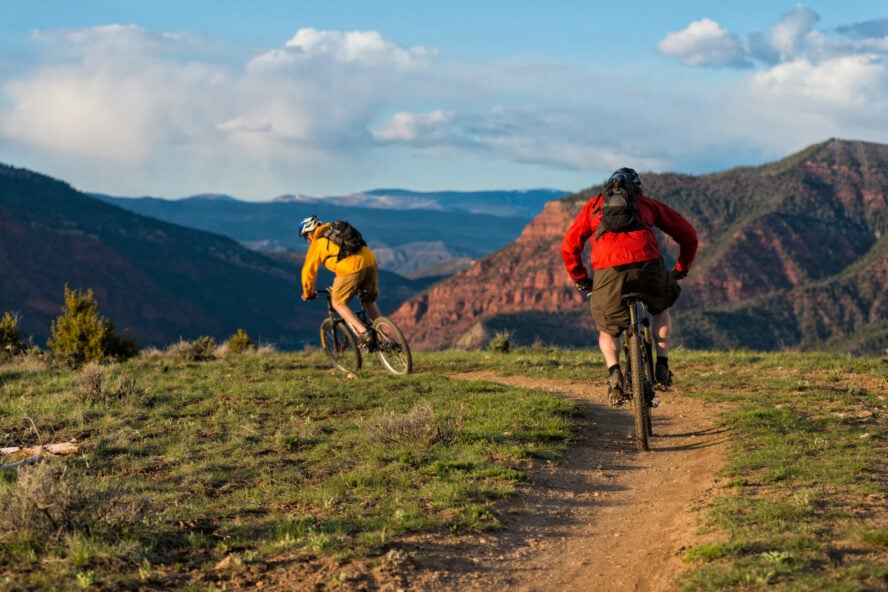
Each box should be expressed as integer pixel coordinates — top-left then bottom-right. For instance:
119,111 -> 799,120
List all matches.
92,189 -> 567,276
268,188 -> 565,218
389,138 -> 888,355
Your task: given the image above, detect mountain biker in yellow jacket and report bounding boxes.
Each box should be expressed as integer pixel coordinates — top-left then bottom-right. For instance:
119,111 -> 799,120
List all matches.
298,215 -> 381,346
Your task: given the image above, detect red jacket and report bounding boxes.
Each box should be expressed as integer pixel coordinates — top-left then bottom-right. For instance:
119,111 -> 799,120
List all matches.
561,193 -> 698,280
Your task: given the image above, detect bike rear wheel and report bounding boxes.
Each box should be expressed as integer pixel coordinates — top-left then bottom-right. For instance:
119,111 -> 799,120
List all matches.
320,318 -> 362,373
372,317 -> 412,375
629,324 -> 651,451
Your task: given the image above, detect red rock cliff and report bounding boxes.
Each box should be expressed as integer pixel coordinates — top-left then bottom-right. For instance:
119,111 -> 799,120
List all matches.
390,200 -> 586,350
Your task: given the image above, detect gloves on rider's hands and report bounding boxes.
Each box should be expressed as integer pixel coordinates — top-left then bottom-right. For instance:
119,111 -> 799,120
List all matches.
302,291 -> 317,301
575,277 -> 594,292
671,268 -> 688,281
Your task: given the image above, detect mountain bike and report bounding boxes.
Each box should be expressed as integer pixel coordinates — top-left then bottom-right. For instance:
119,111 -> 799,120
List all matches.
317,289 -> 413,375
621,293 -> 657,451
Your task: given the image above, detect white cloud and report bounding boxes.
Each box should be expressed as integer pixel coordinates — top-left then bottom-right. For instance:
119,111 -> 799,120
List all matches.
660,5 -> 888,69
657,18 -> 751,68
0,25 -> 435,182
247,27 -> 434,74
371,104 -> 669,173
283,28 -> 434,69
1,45 -> 228,164
767,4 -> 820,60
216,117 -> 273,133
750,54 -> 887,111
372,110 -> 454,142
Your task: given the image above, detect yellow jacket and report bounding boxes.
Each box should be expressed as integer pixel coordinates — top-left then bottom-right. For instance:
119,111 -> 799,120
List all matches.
301,222 -> 377,297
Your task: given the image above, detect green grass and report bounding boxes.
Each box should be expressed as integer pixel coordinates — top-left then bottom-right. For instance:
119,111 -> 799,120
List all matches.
0,349 -> 577,589
438,346 -> 888,592
1,347 -> 886,590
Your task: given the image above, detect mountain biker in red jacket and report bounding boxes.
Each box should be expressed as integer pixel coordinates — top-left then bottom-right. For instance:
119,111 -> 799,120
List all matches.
561,167 -> 698,406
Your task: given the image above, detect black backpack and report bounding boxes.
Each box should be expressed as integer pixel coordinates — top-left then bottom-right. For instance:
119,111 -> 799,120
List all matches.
319,220 -> 367,261
594,175 -> 648,240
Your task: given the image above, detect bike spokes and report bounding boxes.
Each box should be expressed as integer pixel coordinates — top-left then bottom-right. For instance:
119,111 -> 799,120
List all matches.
372,317 -> 412,375
320,318 -> 362,373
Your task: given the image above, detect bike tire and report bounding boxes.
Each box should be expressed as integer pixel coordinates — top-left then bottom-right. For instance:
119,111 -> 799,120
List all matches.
372,317 -> 413,375
320,318 -> 362,373
629,327 -> 651,451
642,321 -> 655,437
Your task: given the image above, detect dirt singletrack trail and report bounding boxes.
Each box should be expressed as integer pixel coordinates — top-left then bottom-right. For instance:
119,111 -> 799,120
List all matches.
396,371 -> 731,592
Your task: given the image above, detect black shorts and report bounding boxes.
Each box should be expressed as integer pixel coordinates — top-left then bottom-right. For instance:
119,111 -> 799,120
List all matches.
589,258 -> 680,336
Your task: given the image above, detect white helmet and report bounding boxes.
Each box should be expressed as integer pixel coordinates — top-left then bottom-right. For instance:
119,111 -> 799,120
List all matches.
298,215 -> 321,238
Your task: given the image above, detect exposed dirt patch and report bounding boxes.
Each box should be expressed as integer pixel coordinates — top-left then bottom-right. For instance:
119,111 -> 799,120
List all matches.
391,372 -> 731,592
204,372 -> 730,591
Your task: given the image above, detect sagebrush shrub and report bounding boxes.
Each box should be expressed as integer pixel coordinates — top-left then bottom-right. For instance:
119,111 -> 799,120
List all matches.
46,286 -> 139,366
166,336 -> 216,361
362,402 -> 463,446
226,329 -> 255,354
74,363 -> 141,404
0,463 -> 150,546
74,362 -> 106,402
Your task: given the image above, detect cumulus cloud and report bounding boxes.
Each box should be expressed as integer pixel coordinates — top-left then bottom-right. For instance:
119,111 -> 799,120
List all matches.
247,27 -> 434,73
1,26 -> 229,164
657,18 -> 751,68
372,110 -> 454,143
284,28 -> 434,69
0,25 -> 436,181
660,4 -> 888,68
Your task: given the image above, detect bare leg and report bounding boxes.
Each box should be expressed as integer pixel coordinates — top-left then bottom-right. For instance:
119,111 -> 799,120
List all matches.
598,331 -> 622,368
652,309 -> 671,358
333,301 -> 368,336
366,301 -> 382,321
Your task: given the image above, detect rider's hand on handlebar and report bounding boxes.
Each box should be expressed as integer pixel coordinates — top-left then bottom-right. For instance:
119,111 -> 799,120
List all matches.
302,290 -> 317,301
671,268 -> 688,281
575,278 -> 594,292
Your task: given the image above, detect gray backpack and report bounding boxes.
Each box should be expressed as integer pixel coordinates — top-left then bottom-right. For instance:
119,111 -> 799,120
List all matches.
594,175 -> 648,240
319,220 -> 367,260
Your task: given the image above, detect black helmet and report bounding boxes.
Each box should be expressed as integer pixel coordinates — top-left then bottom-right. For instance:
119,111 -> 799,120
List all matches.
298,215 -> 321,238
608,167 -> 642,189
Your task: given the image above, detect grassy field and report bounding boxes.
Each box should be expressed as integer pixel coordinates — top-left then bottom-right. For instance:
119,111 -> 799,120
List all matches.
0,346 -> 886,591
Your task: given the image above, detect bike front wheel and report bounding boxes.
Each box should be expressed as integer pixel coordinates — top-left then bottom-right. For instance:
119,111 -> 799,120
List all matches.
372,317 -> 412,375
629,327 -> 651,451
320,318 -> 362,373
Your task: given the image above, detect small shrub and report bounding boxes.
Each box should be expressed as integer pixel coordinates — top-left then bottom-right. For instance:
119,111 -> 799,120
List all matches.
0,312 -> 25,358
73,362 -> 106,402
166,336 -> 216,362
72,363 -> 140,403
0,312 -> 25,354
226,329 -> 255,354
487,330 -> 513,353
256,343 -> 277,355
363,402 -> 464,446
46,286 -> 139,366
0,463 -> 150,546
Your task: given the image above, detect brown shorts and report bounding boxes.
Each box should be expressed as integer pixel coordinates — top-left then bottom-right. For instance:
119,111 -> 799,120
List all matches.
331,265 -> 379,307
589,258 -> 680,336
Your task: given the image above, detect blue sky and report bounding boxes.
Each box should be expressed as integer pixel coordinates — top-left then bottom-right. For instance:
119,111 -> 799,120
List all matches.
1,1 -> 887,200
